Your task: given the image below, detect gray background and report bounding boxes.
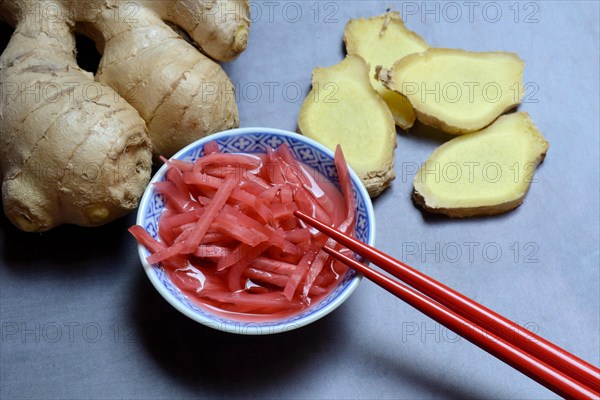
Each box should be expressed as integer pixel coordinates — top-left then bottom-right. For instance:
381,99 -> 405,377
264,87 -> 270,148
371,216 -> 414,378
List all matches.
1,1 -> 599,399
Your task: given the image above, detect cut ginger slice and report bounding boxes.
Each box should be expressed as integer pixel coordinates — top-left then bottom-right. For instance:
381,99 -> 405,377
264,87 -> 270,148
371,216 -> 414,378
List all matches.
378,48 -> 524,134
344,12 -> 429,130
413,112 -> 549,217
298,55 -> 396,197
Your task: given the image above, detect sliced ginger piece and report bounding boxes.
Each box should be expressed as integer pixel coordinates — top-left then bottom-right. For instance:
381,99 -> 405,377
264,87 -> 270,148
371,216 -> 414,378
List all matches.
413,112 -> 549,217
298,55 -> 396,197
378,48 -> 525,134
344,12 -> 429,130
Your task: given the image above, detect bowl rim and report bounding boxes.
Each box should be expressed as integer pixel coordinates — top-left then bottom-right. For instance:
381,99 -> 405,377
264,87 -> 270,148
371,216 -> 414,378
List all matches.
136,127 -> 376,335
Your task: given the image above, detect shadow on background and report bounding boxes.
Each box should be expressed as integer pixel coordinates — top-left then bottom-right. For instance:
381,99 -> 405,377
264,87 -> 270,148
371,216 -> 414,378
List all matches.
404,120 -> 456,144
75,32 -> 101,74
129,270 -> 495,398
366,346 -> 496,400
0,21 -> 100,73
129,271 -> 345,395
415,202 -> 524,226
0,210 -> 134,275
0,22 -> 12,53
130,268 -> 496,399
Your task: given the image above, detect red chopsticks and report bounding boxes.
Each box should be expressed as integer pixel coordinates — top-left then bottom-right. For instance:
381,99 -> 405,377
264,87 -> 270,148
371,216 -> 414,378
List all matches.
294,210 -> 600,399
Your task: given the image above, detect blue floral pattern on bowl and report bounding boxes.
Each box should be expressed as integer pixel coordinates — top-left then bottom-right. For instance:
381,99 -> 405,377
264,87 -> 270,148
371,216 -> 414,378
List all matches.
136,128 -> 376,335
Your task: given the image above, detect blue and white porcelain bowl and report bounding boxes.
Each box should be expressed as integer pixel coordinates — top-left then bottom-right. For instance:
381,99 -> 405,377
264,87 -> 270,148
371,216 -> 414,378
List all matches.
135,128 -> 376,335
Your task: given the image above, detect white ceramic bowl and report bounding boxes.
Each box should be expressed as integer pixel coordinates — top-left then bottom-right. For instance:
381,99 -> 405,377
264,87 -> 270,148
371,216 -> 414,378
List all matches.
135,128 -> 375,335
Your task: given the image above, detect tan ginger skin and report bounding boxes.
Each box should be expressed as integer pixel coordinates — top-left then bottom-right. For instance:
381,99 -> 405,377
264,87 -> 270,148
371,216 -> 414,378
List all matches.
0,0 -> 250,232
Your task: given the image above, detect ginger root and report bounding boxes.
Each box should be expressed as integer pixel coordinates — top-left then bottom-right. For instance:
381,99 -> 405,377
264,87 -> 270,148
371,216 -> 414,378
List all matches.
413,112 -> 549,217
378,48 -> 524,134
0,0 -> 249,231
80,1 -> 248,157
344,12 -> 429,130
298,55 -> 396,197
